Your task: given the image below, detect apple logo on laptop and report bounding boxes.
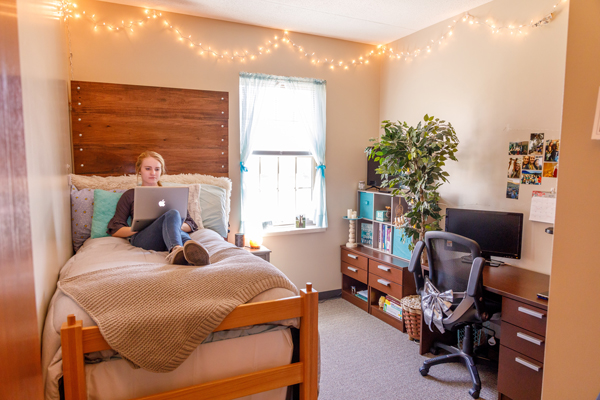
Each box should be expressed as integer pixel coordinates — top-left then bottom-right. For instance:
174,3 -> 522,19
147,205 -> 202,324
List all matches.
159,199 -> 166,207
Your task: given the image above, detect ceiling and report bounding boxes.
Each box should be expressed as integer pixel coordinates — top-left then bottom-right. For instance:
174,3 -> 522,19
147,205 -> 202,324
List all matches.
100,0 -> 492,45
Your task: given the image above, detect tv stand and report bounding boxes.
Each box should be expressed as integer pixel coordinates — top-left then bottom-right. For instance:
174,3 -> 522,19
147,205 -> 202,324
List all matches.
460,254 -> 503,267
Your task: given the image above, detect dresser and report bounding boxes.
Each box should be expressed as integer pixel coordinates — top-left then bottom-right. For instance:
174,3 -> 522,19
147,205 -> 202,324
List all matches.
340,245 -> 416,332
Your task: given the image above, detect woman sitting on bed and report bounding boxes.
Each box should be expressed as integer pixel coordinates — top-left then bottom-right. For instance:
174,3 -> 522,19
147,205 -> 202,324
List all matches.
107,151 -> 210,266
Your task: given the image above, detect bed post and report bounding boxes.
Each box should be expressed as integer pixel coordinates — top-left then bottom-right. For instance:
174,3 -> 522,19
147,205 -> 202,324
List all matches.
60,314 -> 87,400
299,283 -> 318,400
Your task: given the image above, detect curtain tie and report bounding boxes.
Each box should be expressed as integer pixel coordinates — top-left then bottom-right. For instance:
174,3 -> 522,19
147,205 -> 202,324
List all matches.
316,164 -> 326,177
240,161 -> 248,173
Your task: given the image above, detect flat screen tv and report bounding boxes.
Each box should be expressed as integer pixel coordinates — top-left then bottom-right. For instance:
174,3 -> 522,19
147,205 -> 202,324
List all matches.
445,208 -> 523,261
366,147 -> 398,189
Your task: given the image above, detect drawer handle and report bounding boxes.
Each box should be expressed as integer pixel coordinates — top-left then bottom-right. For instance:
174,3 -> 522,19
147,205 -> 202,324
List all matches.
517,332 -> 544,346
347,254 -> 358,260
377,279 -> 391,287
377,265 -> 391,272
515,357 -> 542,372
347,267 -> 358,273
518,306 -> 546,319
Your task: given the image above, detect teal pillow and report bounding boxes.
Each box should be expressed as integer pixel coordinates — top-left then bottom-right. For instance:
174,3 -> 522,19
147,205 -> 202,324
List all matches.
90,189 -> 125,239
199,184 -> 228,237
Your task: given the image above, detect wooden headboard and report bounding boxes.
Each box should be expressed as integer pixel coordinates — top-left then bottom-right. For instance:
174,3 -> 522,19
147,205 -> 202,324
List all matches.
70,81 -> 229,177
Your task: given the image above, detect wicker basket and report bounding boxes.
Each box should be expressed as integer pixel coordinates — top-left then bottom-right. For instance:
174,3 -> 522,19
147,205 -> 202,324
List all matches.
401,295 -> 422,341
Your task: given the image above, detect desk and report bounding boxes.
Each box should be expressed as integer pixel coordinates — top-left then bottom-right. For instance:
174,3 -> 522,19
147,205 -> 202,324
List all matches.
420,264 -> 549,400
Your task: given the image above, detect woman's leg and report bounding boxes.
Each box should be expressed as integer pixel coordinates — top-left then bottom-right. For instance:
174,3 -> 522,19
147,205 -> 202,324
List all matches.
160,209 -> 186,251
130,213 -> 173,251
130,210 -> 187,265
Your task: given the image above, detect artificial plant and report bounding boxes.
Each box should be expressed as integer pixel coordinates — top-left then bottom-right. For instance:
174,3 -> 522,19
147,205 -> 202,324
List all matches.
366,115 -> 459,250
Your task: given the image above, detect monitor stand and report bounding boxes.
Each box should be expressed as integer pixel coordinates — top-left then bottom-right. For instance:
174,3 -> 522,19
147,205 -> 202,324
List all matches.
460,255 -> 502,267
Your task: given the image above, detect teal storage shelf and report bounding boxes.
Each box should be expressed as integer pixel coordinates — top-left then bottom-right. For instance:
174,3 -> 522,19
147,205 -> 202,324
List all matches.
359,192 -> 374,220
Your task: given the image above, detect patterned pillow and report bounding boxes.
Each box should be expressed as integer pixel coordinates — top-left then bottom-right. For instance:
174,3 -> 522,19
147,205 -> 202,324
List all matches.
71,187 -> 126,252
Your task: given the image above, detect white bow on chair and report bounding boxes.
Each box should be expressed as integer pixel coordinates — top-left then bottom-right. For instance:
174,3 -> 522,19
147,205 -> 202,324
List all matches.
421,277 -> 455,333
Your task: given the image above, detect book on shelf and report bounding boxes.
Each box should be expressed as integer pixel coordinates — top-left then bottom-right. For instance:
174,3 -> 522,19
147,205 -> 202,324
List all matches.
355,289 -> 368,302
360,223 -> 373,246
382,294 -> 403,320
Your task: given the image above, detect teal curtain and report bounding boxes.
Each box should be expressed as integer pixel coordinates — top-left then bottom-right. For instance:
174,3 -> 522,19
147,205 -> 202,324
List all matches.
239,72 -> 270,232
285,77 -> 327,228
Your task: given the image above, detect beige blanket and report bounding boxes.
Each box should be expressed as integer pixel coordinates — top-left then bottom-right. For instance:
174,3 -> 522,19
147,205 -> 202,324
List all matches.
58,248 -> 298,373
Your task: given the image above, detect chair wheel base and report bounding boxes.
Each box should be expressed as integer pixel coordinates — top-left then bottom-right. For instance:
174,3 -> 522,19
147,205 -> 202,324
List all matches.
419,366 -> 429,377
469,388 -> 480,399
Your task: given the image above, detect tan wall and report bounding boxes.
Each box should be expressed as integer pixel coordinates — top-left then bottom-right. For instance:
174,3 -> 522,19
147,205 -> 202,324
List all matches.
68,0 -> 381,293
16,0 -> 73,333
379,0 -> 568,274
543,0 -> 600,397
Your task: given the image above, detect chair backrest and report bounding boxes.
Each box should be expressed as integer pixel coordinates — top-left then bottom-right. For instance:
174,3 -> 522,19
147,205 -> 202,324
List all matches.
424,231 -> 482,294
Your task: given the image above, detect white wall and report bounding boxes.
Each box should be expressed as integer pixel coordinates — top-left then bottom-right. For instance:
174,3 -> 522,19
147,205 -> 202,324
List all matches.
17,0 -> 72,333
379,0 -> 568,274
68,0 -> 381,293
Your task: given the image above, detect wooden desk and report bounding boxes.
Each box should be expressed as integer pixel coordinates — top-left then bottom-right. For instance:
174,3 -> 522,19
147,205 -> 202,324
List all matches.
419,264 -> 549,400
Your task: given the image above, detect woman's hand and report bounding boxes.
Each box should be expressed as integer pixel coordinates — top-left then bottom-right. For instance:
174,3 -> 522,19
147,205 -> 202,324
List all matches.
181,222 -> 192,233
112,226 -> 136,238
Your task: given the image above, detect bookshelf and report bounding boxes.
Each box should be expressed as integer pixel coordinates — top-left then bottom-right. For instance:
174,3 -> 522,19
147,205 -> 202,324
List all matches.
357,190 -> 411,260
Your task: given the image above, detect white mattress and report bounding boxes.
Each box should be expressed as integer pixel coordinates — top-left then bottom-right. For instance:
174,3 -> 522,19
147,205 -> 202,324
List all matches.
42,229 -> 297,400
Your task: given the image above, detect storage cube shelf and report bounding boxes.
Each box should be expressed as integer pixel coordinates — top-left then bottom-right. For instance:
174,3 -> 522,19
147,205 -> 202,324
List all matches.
357,190 -> 412,261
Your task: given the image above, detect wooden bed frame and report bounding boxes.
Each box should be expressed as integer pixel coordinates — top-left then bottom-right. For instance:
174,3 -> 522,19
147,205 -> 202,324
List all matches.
61,283 -> 318,400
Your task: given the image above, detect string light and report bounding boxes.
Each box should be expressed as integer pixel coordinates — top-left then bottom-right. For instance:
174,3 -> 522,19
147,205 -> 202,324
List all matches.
58,0 -> 568,70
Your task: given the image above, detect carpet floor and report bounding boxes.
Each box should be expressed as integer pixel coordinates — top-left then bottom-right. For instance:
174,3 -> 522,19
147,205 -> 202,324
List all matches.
317,298 -> 498,400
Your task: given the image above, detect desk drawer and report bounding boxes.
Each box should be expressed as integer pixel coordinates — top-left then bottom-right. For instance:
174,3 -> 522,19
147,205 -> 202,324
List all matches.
501,297 -> 547,336
341,249 -> 368,270
501,322 -> 545,363
498,345 -> 543,400
369,272 -> 403,300
369,260 -> 403,285
341,261 -> 368,284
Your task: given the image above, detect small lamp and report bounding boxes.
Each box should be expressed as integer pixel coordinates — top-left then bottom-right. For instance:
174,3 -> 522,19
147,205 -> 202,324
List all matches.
249,236 -> 263,249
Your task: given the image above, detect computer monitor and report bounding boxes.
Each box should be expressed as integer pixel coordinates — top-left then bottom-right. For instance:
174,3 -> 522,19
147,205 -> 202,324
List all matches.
444,208 -> 523,261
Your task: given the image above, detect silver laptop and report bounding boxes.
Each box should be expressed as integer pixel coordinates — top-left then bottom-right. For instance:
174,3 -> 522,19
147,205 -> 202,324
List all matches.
131,186 -> 189,232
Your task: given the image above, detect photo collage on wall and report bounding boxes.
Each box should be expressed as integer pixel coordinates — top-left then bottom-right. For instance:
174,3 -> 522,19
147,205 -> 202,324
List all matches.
506,133 -> 559,200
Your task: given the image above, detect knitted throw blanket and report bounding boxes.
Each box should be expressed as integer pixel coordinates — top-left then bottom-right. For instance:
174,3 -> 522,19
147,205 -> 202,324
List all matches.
58,249 -> 298,372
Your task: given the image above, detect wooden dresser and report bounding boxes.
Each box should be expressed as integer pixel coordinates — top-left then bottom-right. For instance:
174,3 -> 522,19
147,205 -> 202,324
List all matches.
340,245 -> 416,332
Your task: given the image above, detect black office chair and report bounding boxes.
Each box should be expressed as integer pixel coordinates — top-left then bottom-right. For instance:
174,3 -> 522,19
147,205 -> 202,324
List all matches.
408,231 -> 494,399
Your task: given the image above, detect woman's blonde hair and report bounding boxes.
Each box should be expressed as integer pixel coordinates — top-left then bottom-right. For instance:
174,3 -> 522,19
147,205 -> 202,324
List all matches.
135,151 -> 166,186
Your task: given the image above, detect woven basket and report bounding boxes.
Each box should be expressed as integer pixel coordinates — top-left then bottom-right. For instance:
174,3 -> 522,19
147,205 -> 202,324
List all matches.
401,295 -> 422,341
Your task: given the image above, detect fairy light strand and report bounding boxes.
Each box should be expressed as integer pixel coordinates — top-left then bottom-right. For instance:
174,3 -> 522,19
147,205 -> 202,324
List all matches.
57,0 -> 567,70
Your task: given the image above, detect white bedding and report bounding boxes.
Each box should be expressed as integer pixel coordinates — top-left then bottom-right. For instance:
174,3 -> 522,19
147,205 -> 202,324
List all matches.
42,228 -> 297,400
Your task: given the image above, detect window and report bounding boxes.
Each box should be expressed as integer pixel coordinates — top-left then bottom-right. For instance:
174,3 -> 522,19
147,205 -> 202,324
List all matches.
239,73 -> 327,234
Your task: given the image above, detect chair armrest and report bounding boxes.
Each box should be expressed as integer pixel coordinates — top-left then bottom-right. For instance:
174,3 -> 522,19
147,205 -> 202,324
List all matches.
467,256 -> 488,321
408,240 -> 426,291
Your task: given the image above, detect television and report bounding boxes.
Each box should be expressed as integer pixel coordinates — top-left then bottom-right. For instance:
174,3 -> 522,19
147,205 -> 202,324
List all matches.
445,208 -> 523,261
366,147 -> 398,189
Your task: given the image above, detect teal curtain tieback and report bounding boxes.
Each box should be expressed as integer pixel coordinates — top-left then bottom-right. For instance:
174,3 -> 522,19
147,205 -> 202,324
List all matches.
240,161 -> 248,172
316,164 -> 326,177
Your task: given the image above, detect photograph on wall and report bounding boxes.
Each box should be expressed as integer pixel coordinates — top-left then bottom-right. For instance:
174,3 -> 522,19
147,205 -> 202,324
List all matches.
528,133 -> 544,155
508,141 -> 528,155
544,139 -> 559,162
506,179 -> 520,199
507,157 -> 521,178
521,155 -> 536,171
543,162 -> 558,178
522,170 -> 542,185
533,156 -> 543,171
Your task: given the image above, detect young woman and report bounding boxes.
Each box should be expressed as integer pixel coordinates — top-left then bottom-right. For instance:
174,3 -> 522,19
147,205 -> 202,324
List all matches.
107,151 -> 209,266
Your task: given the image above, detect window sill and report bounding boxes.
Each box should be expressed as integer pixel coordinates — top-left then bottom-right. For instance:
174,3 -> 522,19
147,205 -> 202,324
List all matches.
262,225 -> 327,237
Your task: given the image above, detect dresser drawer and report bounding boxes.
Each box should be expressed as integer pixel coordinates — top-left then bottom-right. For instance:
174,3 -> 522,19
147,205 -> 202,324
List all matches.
501,297 -> 547,336
341,261 -> 368,284
369,272 -> 404,300
501,321 -> 545,363
341,249 -> 368,270
498,345 -> 543,400
369,259 -> 403,285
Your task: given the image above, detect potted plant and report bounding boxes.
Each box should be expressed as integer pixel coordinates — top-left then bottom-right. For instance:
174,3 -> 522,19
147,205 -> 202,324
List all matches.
366,115 -> 459,251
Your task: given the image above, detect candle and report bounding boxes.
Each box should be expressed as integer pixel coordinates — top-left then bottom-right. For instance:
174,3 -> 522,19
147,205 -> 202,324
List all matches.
347,209 -> 353,218
351,211 -> 357,219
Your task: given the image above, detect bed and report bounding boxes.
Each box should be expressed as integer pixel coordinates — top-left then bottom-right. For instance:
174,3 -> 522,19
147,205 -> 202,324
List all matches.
40,81 -> 319,400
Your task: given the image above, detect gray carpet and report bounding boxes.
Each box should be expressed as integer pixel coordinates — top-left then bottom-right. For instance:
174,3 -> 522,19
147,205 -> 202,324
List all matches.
318,298 -> 498,400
